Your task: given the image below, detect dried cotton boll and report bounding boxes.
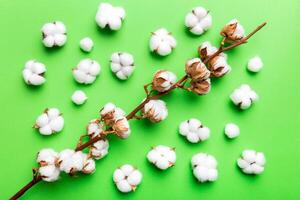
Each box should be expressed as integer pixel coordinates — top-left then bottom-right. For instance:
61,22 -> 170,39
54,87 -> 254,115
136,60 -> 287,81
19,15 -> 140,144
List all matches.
90,139 -> 109,160
191,153 -> 218,182
179,119 -> 210,143
34,108 -> 64,135
237,150 -> 266,175
230,84 -> 258,110
224,123 -> 240,139
80,37 -> 93,52
198,41 -> 218,60
113,164 -> 143,193
247,56 -> 263,72
110,52 -> 135,80
82,158 -> 96,174
147,145 -> 176,170
71,90 -> 87,105
143,100 -> 168,123
37,148 -> 58,166
113,117 -> 131,139
95,3 -> 126,30
149,28 -> 177,56
58,150 -> 86,174
100,102 -> 125,126
42,21 -> 67,47
22,60 -> 46,86
39,165 -> 60,182
152,70 -> 177,92
73,59 -> 101,84
188,79 -> 211,95
87,119 -> 103,138
220,19 -> 245,43
185,58 -> 210,81
185,6 -> 212,35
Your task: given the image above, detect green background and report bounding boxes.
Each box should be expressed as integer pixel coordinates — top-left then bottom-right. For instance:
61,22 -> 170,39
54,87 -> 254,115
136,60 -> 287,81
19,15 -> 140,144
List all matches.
0,0 -> 299,199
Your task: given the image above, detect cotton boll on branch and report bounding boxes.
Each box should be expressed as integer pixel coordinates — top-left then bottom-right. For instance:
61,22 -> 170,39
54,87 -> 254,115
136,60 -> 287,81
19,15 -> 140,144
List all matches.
149,28 -> 177,56
152,70 -> 177,92
185,6 -> 212,35
143,100 -> 168,123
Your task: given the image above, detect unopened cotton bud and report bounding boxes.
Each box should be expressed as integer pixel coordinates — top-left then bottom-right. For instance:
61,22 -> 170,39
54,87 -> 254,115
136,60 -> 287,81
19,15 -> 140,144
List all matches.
147,145 -> 176,170
95,3 -> 126,30
90,139 -> 109,160
39,165 -> 60,182
237,150 -> 266,175
113,164 -> 143,193
100,102 -> 125,126
37,148 -> 58,166
22,60 -> 46,86
73,59 -> 101,84
80,37 -> 93,52
143,100 -> 168,123
191,153 -> 218,182
71,90 -> 87,105
152,70 -> 177,92
42,21 -> 67,47
113,117 -> 131,139
34,108 -> 64,135
188,79 -> 211,95
224,123 -> 240,138
87,119 -> 103,138
82,158 -> 96,174
247,56 -> 263,72
179,119 -> 210,143
110,52 -> 135,80
230,84 -> 258,109
185,6 -> 212,35
185,58 -> 210,81
220,19 -> 245,43
149,28 -> 176,56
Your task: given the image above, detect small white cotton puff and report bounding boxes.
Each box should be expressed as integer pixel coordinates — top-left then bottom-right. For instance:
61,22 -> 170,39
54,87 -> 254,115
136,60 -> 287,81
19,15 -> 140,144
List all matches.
191,153 -> 218,182
73,59 -> 101,84
143,100 -> 168,123
87,119 -> 103,138
34,108 -> 64,135
37,148 -> 58,166
71,90 -> 87,105
230,84 -> 258,110
185,6 -> 212,35
113,164 -> 142,193
150,28 -> 177,56
39,165 -> 60,182
225,123 -> 240,139
147,145 -> 176,170
90,139 -> 109,160
80,37 -> 94,52
22,60 -> 46,86
247,56 -> 263,72
179,118 -> 210,143
110,52 -> 135,80
95,3 -> 126,30
42,21 -> 67,47
237,150 -> 266,175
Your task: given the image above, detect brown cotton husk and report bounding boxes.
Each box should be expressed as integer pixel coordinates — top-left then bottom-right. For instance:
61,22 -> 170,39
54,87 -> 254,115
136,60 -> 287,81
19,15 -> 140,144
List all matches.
188,79 -> 211,95
185,59 -> 210,81
152,70 -> 168,92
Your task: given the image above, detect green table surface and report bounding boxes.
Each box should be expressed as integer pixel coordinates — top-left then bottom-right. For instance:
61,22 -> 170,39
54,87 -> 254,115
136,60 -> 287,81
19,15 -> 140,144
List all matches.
1,0 -> 299,199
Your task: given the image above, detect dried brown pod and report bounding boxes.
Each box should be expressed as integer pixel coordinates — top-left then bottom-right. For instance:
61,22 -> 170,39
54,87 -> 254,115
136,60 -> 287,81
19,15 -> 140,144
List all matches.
185,58 -> 210,81
188,79 -> 211,95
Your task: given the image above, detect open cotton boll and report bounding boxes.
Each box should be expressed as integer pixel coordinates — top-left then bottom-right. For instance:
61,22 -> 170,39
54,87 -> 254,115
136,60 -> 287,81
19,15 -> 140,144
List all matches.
220,19 -> 245,43
90,139 -> 109,160
95,3 -> 126,30
143,100 -> 168,123
37,148 -> 58,166
247,56 -> 263,72
80,37 -> 93,52
149,28 -> 177,56
113,117 -> 131,139
100,102 -> 125,126
73,59 -> 101,84
147,145 -> 176,170
22,60 -> 46,86
198,41 -> 218,60
224,123 -> 240,139
185,6 -> 212,35
58,150 -> 86,174
185,58 -> 210,81
82,158 -> 96,174
39,165 -> 60,182
191,153 -> 218,182
42,21 -> 67,47
87,119 -> 103,138
237,149 -> 266,175
230,84 -> 258,110
71,90 -> 87,105
113,164 -> 142,193
34,108 -> 64,135
152,70 -> 177,92
110,52 -> 135,80
179,118 -> 210,143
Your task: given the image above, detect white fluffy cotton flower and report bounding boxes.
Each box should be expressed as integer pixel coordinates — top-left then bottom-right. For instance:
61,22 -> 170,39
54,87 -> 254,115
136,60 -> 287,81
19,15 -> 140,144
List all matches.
90,139 -> 109,160
41,21 -> 67,47
230,84 -> 258,110
237,150 -> 266,175
185,6 -> 212,35
113,164 -> 143,193
247,56 -> 263,72
100,102 -> 125,126
143,100 -> 168,123
95,3 -> 126,30
87,119 -> 103,138
80,37 -> 94,52
152,70 -> 177,92
82,158 -> 96,174
113,117 -> 131,139
224,123 -> 240,139
39,165 -> 60,182
221,19 -> 245,42
110,52 -> 135,80
37,148 -> 58,166
191,153 -> 218,182
73,59 -> 101,84
34,108 -> 64,135
71,90 -> 87,105
58,150 -> 87,174
22,60 -> 46,86
149,28 -> 177,56
147,145 -> 176,170
179,118 -> 210,143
